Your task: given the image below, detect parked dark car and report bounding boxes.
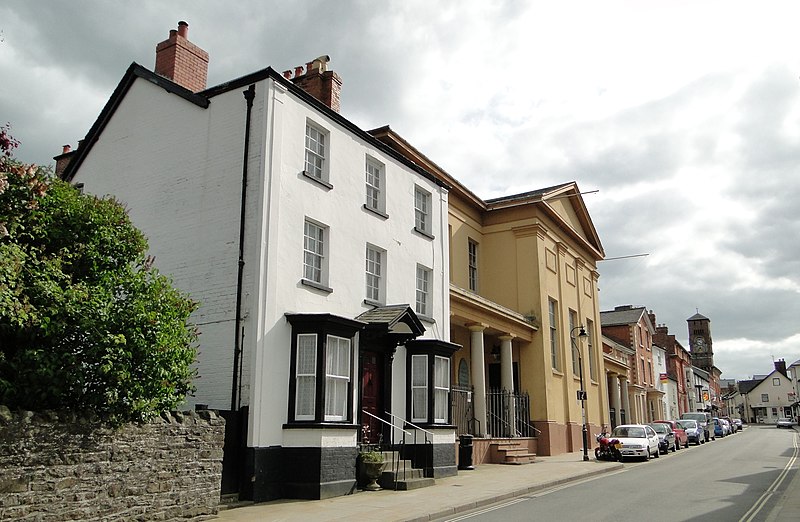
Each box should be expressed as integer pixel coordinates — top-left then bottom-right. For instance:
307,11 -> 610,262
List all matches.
678,419 -> 704,445
650,422 -> 677,453
654,420 -> 687,449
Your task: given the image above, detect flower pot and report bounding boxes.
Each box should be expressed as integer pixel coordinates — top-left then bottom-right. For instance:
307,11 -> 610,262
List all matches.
361,461 -> 386,491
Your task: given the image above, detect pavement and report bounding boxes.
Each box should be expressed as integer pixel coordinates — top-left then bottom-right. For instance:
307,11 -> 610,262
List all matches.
214,451 -> 624,522
215,426 -> 800,522
765,425 -> 800,521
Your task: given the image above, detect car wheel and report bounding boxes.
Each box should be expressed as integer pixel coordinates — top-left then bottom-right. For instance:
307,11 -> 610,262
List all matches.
645,449 -> 650,461
672,441 -> 677,452
676,440 -> 681,450
654,446 -> 660,458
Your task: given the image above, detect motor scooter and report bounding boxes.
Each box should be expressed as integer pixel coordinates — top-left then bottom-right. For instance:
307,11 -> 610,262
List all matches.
595,432 -> 622,461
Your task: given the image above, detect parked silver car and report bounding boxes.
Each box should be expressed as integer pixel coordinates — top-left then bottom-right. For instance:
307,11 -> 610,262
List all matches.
776,417 -> 795,428
677,419 -> 704,445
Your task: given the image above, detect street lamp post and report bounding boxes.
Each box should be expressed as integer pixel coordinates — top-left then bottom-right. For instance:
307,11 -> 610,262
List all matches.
571,325 -> 590,462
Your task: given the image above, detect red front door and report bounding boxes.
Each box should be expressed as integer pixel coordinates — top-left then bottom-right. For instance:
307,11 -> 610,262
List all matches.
361,351 -> 382,443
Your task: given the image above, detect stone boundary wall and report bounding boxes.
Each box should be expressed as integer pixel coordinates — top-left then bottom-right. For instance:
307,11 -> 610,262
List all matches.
0,407 -> 225,521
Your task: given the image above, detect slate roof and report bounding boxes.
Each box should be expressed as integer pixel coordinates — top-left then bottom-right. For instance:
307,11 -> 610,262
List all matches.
356,304 -> 415,325
355,305 -> 425,337
61,63 -> 450,192
484,183 -> 572,205
600,306 -> 647,327
737,379 -> 762,395
687,312 -> 709,321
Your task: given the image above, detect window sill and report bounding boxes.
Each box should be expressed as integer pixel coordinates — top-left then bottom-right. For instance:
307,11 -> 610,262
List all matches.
413,226 -> 435,240
406,422 -> 456,430
301,279 -> 333,294
301,170 -> 333,190
363,205 -> 389,219
552,369 -> 564,377
283,422 -> 359,430
417,314 -> 436,324
363,298 -> 384,308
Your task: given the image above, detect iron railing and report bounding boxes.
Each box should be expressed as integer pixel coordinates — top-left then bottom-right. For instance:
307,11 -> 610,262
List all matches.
451,384 -> 475,435
452,386 -> 537,437
487,388 -> 537,437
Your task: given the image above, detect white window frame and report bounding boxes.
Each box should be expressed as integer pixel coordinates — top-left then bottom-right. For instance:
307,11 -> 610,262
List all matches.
411,354 -> 428,423
295,333 -> 318,421
468,239 -> 478,292
434,356 -> 450,423
303,219 -> 327,285
365,156 -> 386,214
414,186 -> 432,236
415,264 -> 432,317
324,335 -> 351,421
304,122 -> 328,182
365,244 -> 385,303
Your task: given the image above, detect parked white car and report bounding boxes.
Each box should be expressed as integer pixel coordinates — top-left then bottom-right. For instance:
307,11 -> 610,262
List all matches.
611,424 -> 660,461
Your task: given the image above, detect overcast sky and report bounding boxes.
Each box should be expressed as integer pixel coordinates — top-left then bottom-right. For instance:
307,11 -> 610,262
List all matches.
2,1 -> 799,381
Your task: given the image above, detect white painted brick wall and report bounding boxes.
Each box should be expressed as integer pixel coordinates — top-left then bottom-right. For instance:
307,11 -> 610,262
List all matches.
71,74 -> 451,447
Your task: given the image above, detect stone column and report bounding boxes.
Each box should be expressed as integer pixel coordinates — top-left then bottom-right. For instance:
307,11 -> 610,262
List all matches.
469,324 -> 488,437
499,335 -> 516,436
620,376 -> 630,424
608,372 -> 621,428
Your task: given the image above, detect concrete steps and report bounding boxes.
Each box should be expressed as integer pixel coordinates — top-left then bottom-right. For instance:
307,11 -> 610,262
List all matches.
378,451 -> 436,490
491,441 -> 536,465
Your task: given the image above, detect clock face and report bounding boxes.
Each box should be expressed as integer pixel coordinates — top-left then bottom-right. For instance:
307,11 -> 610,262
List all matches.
694,337 -> 705,350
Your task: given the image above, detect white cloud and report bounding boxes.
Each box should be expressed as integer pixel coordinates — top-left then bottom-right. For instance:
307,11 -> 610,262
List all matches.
3,0 -> 800,383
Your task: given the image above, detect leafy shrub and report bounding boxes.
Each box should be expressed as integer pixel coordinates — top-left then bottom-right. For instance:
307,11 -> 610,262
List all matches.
0,125 -> 198,424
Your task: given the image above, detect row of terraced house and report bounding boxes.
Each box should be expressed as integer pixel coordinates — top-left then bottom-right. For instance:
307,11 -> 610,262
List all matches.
55,22 -> 723,503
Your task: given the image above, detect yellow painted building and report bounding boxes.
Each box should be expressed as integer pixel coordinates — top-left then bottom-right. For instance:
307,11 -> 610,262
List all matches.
371,127 -> 608,456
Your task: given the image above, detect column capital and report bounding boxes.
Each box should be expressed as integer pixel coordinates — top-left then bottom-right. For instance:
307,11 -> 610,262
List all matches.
466,322 -> 488,332
499,334 -> 515,342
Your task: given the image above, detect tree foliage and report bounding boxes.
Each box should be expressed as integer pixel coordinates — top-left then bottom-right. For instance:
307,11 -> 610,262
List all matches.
0,125 -> 198,423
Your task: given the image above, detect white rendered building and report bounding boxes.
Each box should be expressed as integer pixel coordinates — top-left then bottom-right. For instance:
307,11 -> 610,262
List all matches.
62,22 -> 458,501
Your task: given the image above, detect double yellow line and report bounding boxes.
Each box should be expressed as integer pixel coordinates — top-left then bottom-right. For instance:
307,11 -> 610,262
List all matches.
739,431 -> 799,522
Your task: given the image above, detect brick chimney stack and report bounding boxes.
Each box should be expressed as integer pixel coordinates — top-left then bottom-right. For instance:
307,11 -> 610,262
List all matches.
155,21 -> 209,92
775,358 -> 787,376
284,56 -> 343,113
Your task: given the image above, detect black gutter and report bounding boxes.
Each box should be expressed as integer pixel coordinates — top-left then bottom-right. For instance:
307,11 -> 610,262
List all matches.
231,84 -> 256,411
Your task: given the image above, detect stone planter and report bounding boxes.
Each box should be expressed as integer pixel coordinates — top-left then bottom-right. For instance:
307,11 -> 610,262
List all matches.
361,461 -> 386,491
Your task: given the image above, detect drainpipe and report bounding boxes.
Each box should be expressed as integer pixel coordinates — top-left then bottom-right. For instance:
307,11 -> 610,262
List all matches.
231,84 -> 256,411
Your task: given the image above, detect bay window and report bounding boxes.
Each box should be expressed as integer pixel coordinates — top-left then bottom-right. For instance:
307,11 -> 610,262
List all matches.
286,313 -> 363,424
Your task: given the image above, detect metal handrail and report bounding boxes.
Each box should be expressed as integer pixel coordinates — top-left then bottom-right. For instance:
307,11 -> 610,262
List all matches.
383,411 -> 433,484
517,418 -> 542,436
362,409 -> 412,437
385,411 -> 434,437
361,410 -> 413,490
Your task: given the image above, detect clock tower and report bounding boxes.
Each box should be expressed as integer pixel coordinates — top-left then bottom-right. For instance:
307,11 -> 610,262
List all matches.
687,312 -> 713,371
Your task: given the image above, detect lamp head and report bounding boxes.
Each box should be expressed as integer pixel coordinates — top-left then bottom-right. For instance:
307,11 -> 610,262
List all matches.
578,326 -> 588,338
